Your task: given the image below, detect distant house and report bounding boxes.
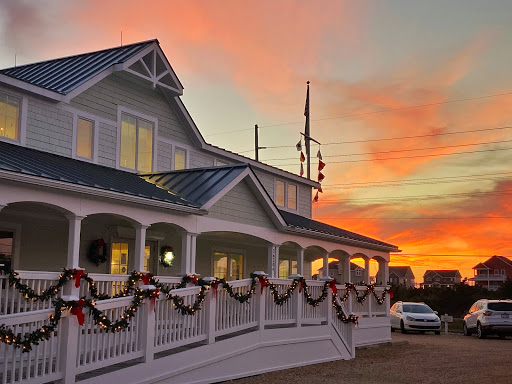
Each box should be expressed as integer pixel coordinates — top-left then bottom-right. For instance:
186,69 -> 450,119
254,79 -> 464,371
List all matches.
422,270 -> 461,289
469,255 -> 512,291
318,260 -> 366,283
389,266 -> 415,288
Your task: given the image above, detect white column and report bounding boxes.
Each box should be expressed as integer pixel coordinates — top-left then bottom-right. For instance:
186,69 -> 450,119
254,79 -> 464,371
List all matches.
383,259 -> 389,285
323,252 -> 329,278
364,258 -> 370,284
267,244 -> 280,278
296,247 -> 305,275
181,232 -> 198,275
343,257 -> 351,284
133,224 -> 148,272
65,215 -> 84,270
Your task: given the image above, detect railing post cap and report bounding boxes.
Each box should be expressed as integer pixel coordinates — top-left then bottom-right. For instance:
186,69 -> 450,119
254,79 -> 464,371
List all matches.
289,274 -> 303,279
253,271 -> 268,276
320,275 -> 334,282
202,277 -> 217,283
140,284 -> 156,290
61,295 -> 80,301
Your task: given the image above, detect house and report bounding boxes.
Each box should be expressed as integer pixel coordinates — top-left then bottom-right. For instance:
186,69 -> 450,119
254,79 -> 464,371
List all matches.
0,39 -> 398,384
319,260 -> 367,284
389,266 -> 415,288
469,255 -> 512,291
422,270 -> 461,289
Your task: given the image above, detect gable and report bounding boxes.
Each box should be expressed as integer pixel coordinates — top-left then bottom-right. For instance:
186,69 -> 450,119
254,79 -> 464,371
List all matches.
207,179 -> 276,229
70,72 -> 193,146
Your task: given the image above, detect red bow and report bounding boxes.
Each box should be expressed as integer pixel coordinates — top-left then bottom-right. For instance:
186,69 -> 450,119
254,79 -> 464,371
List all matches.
151,288 -> 160,312
329,281 -> 337,296
211,280 -> 219,298
142,272 -> 152,285
191,275 -> 198,285
368,285 -> 374,293
259,276 -> 268,294
72,269 -> 86,288
299,279 -> 304,293
70,299 -> 86,326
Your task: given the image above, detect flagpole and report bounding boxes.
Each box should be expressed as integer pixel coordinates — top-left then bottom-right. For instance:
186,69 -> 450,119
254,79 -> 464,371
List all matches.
305,81 -> 311,179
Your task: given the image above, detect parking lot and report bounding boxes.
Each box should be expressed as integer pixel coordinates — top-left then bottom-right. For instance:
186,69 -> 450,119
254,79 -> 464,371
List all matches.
226,332 -> 512,384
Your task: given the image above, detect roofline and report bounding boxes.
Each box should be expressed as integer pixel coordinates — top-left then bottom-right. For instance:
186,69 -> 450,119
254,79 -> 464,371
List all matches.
0,73 -> 64,101
283,226 -> 399,253
0,169 -> 207,215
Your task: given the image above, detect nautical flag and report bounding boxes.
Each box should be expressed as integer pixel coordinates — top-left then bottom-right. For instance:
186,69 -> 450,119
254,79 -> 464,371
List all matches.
318,171 -> 325,183
300,151 -> 305,163
300,163 -> 304,176
317,149 -> 322,160
296,139 -> 302,151
318,159 -> 325,171
312,190 -> 319,203
318,185 -> 323,193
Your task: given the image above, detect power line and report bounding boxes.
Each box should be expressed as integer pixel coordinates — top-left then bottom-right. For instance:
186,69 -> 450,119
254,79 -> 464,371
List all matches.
264,138 -> 512,162
313,216 -> 512,220
267,145 -> 512,166
203,91 -> 512,137
390,253 -> 512,258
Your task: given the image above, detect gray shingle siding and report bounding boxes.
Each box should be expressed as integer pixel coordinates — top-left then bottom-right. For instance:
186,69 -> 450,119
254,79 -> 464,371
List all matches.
190,150 -> 214,169
157,141 -> 173,171
97,121 -> 117,167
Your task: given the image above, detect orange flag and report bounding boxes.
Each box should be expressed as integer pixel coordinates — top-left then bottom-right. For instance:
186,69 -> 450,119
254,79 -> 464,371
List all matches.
300,151 -> 305,163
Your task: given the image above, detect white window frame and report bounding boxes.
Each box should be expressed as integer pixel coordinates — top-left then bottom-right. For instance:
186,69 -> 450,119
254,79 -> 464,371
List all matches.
173,146 -> 188,170
116,106 -> 158,172
211,248 -> 245,280
0,89 -> 27,146
274,178 -> 298,211
72,111 -> 99,163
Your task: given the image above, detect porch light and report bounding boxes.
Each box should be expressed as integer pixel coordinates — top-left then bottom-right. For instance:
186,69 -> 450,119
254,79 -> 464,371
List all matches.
160,246 -> 175,267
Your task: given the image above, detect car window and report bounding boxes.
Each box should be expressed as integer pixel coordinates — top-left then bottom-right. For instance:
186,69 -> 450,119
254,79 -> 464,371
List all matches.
488,302 -> 512,311
402,304 -> 433,314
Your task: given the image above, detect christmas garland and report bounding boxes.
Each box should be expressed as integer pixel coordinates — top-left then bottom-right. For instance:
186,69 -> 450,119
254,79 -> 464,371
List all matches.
1,269 -> 391,351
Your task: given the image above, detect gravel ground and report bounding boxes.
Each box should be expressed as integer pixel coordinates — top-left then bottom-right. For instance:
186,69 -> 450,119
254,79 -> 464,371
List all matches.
223,332 -> 512,384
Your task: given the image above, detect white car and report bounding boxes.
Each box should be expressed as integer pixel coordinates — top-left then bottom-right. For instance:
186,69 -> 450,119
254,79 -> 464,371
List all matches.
463,299 -> 512,339
390,301 -> 441,334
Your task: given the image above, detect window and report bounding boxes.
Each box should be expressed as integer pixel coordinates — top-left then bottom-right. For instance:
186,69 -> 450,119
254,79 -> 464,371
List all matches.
111,242 -> 129,275
287,184 -> 297,210
426,276 -> 432,282
213,251 -> 243,280
174,147 -> 186,170
120,113 -> 153,172
355,268 -> 362,277
278,258 -> 298,279
216,159 -> 228,166
144,245 -> 151,272
502,269 -> 506,275
494,269 -> 499,275
275,180 -> 285,207
77,118 -> 93,159
0,93 -> 20,140
275,180 -> 297,210
0,231 -> 14,272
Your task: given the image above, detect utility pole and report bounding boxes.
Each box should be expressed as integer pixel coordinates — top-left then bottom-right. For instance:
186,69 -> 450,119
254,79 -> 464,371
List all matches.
255,124 -> 266,161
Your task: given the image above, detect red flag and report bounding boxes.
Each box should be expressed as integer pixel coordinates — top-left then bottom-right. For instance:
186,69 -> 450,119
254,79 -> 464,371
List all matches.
318,171 -> 325,183
318,185 -> 323,193
300,151 -> 305,163
300,163 -> 304,176
312,191 -> 319,203
317,149 -> 322,160
318,159 -> 325,171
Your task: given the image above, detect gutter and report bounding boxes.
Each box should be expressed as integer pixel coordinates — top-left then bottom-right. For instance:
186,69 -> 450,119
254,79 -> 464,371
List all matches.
0,170 -> 207,215
283,226 -> 400,253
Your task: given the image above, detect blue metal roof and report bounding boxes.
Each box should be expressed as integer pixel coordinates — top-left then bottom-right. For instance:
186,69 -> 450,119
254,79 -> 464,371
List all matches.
141,164 -> 248,207
279,210 -> 398,250
0,40 -> 156,95
0,141 -> 198,207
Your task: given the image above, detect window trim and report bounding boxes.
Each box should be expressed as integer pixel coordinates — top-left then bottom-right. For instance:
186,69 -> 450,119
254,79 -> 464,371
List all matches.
173,146 -> 188,170
0,89 -> 27,146
72,111 -> 99,163
116,106 -> 158,172
274,178 -> 298,212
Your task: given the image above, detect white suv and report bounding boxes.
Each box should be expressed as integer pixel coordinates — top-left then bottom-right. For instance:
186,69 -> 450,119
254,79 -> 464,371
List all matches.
463,299 -> 512,339
390,301 -> 441,334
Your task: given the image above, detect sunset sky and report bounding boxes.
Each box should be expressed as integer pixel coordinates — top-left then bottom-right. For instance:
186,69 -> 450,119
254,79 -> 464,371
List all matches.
2,1 -> 512,281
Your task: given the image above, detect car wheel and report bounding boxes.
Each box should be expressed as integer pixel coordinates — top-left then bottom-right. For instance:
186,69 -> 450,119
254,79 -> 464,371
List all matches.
463,322 -> 472,336
477,322 -> 486,339
498,333 -> 506,339
400,320 -> 407,334
435,331 -> 441,335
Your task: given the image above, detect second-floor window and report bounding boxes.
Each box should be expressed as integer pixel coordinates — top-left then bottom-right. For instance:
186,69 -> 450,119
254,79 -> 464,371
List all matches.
77,118 -> 93,159
0,92 -> 19,141
120,113 -> 153,172
275,180 -> 297,210
174,147 -> 186,170
278,258 -> 298,279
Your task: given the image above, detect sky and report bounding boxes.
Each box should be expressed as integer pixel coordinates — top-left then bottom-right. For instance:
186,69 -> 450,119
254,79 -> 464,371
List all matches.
2,0 -> 512,282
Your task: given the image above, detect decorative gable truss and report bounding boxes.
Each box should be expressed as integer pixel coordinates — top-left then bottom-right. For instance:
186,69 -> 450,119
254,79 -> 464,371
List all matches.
123,45 -> 183,95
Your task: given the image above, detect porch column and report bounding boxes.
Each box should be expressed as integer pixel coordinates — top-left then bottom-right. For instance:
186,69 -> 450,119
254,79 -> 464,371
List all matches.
343,256 -> 351,283
296,247 -> 305,275
323,252 -> 329,278
364,258 -> 370,284
65,215 -> 85,270
379,258 -> 389,285
267,244 -> 280,278
134,224 -> 149,272
181,232 -> 198,275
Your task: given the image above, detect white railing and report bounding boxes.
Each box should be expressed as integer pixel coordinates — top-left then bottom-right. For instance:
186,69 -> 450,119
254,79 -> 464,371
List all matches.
0,308 -> 64,384
0,274 -> 382,384
79,274 -> 132,298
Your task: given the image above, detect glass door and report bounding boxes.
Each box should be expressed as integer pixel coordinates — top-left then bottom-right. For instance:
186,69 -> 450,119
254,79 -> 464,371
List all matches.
111,242 -> 129,275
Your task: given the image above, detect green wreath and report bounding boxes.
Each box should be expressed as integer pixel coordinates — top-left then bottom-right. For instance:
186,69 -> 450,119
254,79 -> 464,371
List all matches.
87,238 -> 108,265
160,246 -> 175,267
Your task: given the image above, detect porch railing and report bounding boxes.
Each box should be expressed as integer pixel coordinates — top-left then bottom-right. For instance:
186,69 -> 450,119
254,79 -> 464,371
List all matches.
0,273 -> 389,384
